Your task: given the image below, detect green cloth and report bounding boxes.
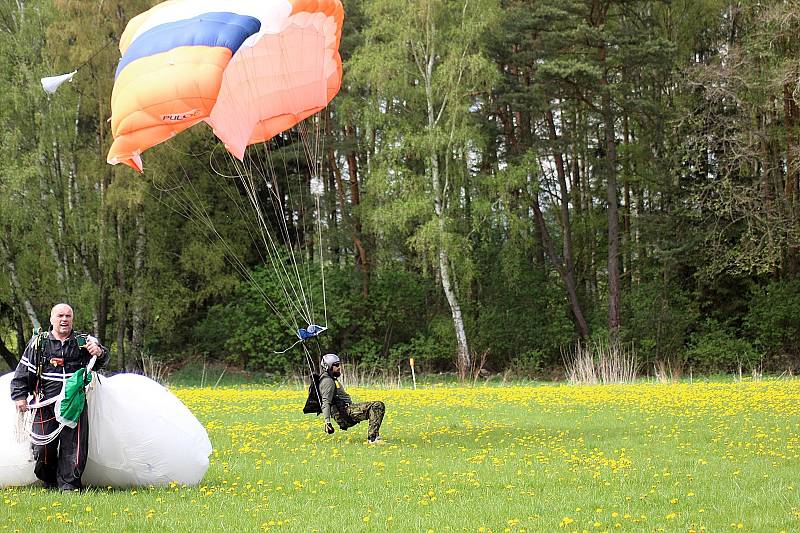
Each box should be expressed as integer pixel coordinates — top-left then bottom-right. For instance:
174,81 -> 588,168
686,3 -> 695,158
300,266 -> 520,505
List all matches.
57,368 -> 92,427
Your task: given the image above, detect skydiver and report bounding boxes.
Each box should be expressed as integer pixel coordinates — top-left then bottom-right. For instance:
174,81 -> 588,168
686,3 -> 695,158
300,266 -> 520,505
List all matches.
318,353 -> 386,444
10,303 -> 109,491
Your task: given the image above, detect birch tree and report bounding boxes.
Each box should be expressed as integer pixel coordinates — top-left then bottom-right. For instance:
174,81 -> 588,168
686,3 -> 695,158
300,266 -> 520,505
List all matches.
349,0 -> 498,378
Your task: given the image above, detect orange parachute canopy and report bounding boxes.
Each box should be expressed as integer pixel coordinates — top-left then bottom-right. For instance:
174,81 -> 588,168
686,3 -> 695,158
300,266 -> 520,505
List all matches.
107,0 -> 343,172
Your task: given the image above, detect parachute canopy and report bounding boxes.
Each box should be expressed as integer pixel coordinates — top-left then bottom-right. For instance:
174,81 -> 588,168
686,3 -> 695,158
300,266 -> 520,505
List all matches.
0,372 -> 212,488
107,0 -> 344,172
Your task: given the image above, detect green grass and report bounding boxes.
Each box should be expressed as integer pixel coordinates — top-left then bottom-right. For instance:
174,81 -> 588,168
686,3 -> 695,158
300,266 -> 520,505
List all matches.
3,381 -> 800,532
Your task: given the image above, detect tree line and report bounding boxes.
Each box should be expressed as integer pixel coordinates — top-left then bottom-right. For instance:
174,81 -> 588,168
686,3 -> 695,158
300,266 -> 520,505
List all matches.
2,0 -> 799,378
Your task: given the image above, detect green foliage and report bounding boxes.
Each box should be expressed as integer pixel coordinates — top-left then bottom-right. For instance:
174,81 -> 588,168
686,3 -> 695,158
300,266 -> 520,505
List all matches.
508,349 -> 546,377
745,281 -> 800,363
198,266 -> 308,373
622,275 -> 698,365
685,320 -> 762,373
388,331 -> 453,369
334,268 -> 458,370
5,0 -> 800,379
471,235 -> 574,372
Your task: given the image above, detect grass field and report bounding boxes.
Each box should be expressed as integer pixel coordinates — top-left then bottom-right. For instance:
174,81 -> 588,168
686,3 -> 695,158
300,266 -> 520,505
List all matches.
2,379 -> 800,532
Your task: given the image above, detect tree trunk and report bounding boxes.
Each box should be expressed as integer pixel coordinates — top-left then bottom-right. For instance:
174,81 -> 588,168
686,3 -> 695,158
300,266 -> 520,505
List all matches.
130,208 -> 147,361
603,90 -> 622,334
0,335 -> 17,370
345,124 -> 370,296
594,6 -> 622,334
579,115 -> 599,304
544,110 -> 589,337
532,195 -> 590,338
570,123 -> 587,299
115,213 -> 128,370
116,305 -> 127,371
39,176 -> 66,285
422,39 -> 471,378
15,312 -> 26,357
622,111 -> 632,289
784,76 -> 800,277
2,240 -> 40,330
429,143 -> 470,375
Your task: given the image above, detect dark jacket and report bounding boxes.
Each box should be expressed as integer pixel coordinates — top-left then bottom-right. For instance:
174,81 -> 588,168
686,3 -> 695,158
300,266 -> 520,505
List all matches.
318,371 -> 352,424
10,329 -> 109,402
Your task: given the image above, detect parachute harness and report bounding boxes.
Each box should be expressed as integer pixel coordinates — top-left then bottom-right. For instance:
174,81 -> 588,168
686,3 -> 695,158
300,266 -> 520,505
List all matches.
302,338 -> 325,420
17,332 -> 98,446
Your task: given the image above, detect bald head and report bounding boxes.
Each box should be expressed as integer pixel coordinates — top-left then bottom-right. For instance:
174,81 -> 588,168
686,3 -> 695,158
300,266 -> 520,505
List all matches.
50,303 -> 74,340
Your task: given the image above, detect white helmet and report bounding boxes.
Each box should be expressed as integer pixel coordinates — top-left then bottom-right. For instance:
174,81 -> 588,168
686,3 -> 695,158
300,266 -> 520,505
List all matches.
321,353 -> 340,371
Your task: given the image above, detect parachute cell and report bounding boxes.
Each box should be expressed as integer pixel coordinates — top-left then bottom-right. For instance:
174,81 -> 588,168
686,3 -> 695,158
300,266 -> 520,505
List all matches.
107,0 -> 344,172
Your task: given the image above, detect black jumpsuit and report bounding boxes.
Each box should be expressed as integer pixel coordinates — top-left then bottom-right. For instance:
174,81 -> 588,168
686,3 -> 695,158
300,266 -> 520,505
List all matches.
9,330 -> 109,490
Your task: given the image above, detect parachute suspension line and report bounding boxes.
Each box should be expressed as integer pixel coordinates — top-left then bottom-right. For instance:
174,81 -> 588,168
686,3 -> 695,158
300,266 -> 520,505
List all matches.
256,148 -> 316,326
241,36 -> 317,327
294,132 -> 318,328
202,44 -> 311,332
150,159 -> 295,333
150,160 -> 263,298
316,176 -> 328,329
186,30 -> 333,343
265,145 -> 316,325
269,33 -> 328,330
242,146 -> 308,329
198,153 -> 296,320
232,156 -> 310,329
240,147 -> 314,335
297,118 -> 329,329
297,122 -> 318,322
314,114 -> 328,328
203,144 -> 277,270
242,156 -> 306,330
189,182 -> 288,325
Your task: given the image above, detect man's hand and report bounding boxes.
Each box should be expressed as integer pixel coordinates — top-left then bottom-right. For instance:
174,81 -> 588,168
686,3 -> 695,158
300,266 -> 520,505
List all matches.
85,339 -> 102,357
324,422 -> 335,434
15,399 -> 28,412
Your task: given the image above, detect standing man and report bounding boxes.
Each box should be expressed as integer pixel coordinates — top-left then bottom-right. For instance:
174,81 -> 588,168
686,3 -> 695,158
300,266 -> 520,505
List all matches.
9,303 -> 109,491
319,353 -> 386,444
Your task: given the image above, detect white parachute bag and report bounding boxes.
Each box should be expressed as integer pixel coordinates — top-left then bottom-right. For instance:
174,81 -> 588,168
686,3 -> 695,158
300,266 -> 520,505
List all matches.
82,373 -> 212,487
0,372 -> 37,488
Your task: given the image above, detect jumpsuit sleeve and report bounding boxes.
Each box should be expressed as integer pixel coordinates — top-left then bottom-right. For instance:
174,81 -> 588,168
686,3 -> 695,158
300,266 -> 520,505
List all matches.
319,376 -> 335,424
93,342 -> 110,370
10,337 -> 38,402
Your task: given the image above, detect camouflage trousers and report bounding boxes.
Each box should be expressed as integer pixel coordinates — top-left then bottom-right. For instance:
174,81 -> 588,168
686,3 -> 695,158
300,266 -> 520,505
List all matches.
334,401 -> 385,440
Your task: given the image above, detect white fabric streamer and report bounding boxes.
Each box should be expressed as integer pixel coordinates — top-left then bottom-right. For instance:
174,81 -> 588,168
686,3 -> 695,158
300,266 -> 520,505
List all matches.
41,71 -> 77,94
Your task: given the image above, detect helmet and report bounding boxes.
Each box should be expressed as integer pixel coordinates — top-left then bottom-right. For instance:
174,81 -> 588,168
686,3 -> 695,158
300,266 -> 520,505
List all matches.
321,353 -> 340,371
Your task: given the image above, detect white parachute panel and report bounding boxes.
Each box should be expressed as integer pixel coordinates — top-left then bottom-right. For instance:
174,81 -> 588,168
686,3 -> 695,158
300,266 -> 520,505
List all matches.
82,373 -> 212,487
0,373 -> 37,488
0,371 -> 212,488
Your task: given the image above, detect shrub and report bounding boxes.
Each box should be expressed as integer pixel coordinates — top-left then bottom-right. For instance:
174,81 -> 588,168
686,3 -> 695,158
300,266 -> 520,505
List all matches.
622,276 -> 697,367
198,265 -> 316,373
745,281 -> 800,362
508,349 -> 545,377
685,320 -> 761,373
